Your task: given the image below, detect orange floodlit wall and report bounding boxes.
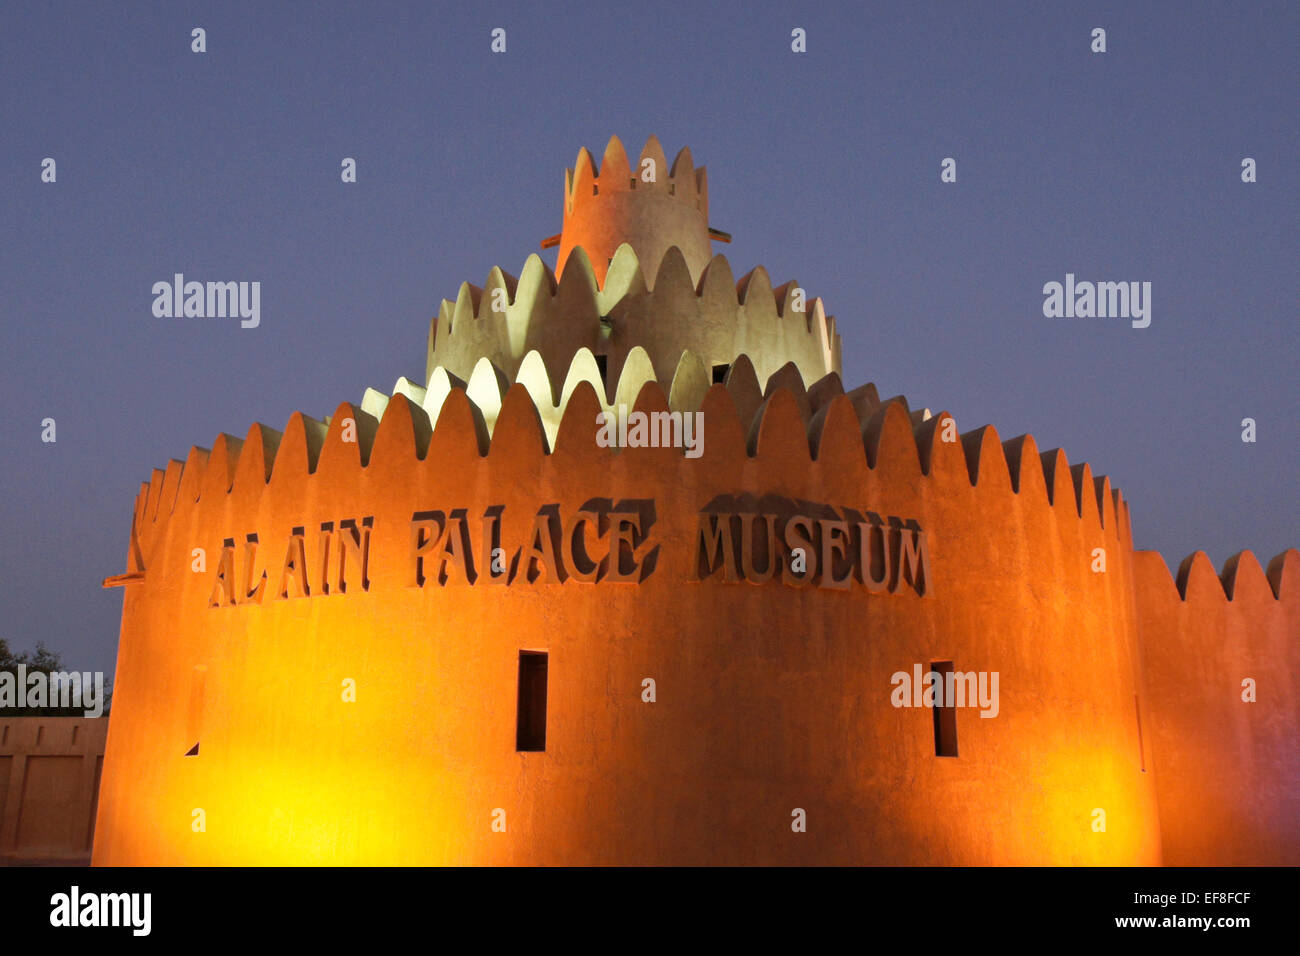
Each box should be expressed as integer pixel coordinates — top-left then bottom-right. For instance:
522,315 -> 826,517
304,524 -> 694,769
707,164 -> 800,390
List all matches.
94,384 -> 1173,865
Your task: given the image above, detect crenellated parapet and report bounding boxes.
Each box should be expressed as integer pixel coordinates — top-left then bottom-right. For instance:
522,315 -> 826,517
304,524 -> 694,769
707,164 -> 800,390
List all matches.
557,135 -> 712,284
124,371 -> 1140,577
425,246 -> 840,393
392,349 -> 847,448
426,136 -> 840,394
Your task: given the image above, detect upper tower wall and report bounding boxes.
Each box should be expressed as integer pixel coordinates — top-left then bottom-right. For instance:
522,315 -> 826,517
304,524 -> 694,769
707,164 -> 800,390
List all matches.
427,139 -> 842,389
556,135 -> 714,285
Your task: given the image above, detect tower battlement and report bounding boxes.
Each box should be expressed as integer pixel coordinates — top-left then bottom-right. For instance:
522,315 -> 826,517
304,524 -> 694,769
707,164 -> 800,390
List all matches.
428,138 -> 840,388
563,135 -> 708,212
557,135 -> 714,284
425,248 -> 840,389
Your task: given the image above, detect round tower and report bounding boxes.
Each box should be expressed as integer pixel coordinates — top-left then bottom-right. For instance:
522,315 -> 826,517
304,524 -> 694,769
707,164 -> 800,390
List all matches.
555,135 -> 715,285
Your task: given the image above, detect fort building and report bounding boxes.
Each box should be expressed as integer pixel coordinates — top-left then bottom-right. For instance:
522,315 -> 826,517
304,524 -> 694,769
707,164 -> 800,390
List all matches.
95,137 -> 1299,865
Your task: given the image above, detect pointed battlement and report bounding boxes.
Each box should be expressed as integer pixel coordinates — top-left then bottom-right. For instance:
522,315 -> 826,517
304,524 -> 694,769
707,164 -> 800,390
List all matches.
557,135 -> 715,285
425,246 -> 840,388
123,359 -> 1144,567
426,140 -> 841,391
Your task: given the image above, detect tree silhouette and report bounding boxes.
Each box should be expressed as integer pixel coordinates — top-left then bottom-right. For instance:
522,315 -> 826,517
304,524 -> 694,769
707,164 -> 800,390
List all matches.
0,638 -> 112,717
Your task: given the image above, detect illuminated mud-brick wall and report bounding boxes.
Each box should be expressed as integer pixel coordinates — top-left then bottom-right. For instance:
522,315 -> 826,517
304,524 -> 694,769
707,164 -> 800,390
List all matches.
95,383 -> 1164,865
0,717 -> 107,861
1134,550 -> 1300,865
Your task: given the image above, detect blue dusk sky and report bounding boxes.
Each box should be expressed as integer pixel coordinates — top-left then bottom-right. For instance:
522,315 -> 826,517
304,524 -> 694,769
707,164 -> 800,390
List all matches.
1,1 -> 1296,674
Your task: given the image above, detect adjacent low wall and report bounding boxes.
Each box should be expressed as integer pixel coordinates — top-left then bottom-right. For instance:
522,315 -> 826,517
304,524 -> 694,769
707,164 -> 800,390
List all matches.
0,717 -> 108,863
1134,549 -> 1300,865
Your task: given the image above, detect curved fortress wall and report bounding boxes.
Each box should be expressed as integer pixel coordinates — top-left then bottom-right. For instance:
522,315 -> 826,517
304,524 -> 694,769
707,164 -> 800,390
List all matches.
96,383 -> 1162,865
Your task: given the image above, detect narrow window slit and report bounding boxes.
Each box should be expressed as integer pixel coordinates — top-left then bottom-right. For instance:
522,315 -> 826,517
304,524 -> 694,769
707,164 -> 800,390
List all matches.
932,661 -> 958,757
516,651 -> 548,752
